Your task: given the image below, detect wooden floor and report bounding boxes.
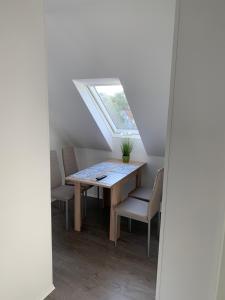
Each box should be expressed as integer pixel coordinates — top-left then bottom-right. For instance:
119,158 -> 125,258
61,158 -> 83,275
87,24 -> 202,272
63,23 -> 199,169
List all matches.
46,197 -> 159,300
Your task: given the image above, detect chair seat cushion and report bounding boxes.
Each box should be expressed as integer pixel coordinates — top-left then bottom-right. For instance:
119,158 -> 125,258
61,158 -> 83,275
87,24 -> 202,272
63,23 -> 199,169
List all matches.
129,187 -> 153,201
51,185 -> 74,201
116,197 -> 149,223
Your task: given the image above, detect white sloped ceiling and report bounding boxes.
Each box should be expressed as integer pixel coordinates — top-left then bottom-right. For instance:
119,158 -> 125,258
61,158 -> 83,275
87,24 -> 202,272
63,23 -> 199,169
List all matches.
45,0 -> 176,156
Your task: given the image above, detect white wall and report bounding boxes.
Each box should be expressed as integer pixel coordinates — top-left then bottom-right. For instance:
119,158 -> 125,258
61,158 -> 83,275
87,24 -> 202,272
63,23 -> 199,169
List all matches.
45,0 -> 176,156
46,0 -> 175,192
0,1 -> 54,299
217,232 -> 225,300
157,1 -> 225,300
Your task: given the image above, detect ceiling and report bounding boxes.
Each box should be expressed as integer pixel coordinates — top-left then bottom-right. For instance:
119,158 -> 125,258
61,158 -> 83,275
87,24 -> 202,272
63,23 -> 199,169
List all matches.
45,0 -> 176,156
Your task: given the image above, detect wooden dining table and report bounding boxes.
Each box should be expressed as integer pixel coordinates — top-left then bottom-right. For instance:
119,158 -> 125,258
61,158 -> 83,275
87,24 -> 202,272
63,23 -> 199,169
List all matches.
65,159 -> 146,242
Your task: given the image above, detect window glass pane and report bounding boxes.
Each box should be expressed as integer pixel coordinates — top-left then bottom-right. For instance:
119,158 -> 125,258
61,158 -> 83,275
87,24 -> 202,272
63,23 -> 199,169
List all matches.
94,85 -> 138,131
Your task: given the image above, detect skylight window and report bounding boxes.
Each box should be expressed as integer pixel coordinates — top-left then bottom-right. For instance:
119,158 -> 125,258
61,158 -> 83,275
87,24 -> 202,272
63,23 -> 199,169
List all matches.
88,83 -> 139,136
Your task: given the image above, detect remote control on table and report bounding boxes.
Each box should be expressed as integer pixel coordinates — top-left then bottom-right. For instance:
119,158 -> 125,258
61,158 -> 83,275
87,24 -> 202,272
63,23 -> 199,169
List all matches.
96,175 -> 107,181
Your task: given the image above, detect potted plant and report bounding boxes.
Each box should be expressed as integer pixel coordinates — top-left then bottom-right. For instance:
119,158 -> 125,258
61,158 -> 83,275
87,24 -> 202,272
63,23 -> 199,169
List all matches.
121,139 -> 133,163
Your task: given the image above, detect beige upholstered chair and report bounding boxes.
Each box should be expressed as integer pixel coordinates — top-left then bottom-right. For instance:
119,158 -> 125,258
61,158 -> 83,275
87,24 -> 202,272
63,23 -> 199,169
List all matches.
50,150 -> 74,230
115,168 -> 164,256
62,146 -> 79,177
128,169 -> 164,233
62,146 -> 96,215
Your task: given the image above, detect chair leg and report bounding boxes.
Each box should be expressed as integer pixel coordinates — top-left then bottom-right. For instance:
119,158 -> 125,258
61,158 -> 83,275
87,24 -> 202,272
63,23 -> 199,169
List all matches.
84,190 -> 87,217
147,221 -> 151,256
157,212 -> 161,237
97,186 -> 100,200
81,193 -> 84,217
65,200 -> 69,231
115,213 -> 118,247
128,218 -> 132,233
97,186 -> 104,209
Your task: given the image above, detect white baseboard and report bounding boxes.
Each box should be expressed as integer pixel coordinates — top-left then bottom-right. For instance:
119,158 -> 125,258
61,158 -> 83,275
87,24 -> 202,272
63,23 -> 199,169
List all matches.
40,284 -> 55,300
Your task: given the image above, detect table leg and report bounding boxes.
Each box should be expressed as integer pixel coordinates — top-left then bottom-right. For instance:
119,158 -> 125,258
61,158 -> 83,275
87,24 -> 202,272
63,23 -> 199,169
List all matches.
74,182 -> 81,231
110,183 -> 121,241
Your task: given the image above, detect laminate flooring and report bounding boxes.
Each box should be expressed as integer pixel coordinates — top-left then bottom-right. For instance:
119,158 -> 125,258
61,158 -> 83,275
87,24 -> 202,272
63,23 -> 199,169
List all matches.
46,197 -> 159,300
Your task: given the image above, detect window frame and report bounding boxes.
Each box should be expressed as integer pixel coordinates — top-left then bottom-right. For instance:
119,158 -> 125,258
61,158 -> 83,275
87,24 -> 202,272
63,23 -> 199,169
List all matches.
88,84 -> 140,138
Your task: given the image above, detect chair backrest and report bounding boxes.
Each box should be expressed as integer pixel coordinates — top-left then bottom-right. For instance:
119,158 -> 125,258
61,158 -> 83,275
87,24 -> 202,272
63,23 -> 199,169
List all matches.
50,150 -> 62,189
62,146 -> 79,177
148,168 -> 164,219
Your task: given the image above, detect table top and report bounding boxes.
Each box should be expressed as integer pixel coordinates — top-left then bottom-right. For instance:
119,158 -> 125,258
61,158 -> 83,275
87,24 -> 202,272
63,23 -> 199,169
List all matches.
65,159 -> 146,188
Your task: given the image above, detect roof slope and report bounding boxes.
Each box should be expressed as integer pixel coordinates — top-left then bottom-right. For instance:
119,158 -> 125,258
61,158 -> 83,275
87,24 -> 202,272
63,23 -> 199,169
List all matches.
45,0 -> 175,155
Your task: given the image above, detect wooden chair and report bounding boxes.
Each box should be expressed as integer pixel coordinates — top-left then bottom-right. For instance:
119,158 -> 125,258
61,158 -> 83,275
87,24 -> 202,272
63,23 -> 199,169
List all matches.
115,168 -> 164,256
50,150 -> 74,230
